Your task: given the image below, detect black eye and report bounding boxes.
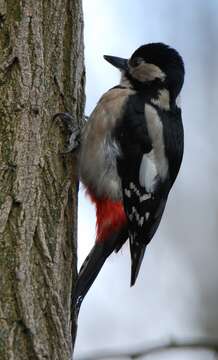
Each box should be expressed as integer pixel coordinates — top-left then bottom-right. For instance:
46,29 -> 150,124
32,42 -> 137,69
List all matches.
130,57 -> 143,67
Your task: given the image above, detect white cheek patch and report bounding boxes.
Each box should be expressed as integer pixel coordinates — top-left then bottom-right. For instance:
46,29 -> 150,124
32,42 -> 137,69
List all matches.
129,62 -> 166,82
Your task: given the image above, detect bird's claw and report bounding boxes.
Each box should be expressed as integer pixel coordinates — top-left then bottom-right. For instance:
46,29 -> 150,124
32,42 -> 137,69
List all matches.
53,112 -> 76,132
53,112 -> 81,153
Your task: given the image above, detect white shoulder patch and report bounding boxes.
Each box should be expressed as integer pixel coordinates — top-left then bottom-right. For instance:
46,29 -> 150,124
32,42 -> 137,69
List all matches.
150,89 -> 170,110
144,104 -> 169,181
139,152 -> 157,192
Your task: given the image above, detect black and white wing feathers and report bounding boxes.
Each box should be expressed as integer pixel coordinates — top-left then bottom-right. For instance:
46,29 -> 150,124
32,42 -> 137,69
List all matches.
116,93 -> 183,285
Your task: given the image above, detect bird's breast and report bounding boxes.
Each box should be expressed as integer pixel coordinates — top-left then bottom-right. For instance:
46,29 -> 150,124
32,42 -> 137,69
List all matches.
79,87 -> 135,200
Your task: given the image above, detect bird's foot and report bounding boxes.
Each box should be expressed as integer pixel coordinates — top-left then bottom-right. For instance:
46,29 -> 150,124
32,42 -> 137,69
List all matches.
53,112 -> 84,153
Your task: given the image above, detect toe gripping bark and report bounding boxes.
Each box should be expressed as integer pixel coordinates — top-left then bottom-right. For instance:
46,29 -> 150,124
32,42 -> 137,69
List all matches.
53,112 -> 86,153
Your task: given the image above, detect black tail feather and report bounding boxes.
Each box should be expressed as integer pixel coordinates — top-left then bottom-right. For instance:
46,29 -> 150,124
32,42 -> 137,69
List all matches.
114,227 -> 128,253
130,238 -> 146,286
74,228 -> 128,315
74,243 -> 107,314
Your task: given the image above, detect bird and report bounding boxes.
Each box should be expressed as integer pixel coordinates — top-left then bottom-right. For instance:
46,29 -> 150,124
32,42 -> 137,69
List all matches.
65,42 -> 185,313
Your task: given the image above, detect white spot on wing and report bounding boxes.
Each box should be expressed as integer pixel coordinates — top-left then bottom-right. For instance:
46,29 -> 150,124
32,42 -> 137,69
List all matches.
128,213 -> 133,221
140,194 -> 152,202
124,188 -> 131,198
129,182 -> 141,197
128,207 -> 146,227
139,217 -> 144,227
129,182 -> 134,189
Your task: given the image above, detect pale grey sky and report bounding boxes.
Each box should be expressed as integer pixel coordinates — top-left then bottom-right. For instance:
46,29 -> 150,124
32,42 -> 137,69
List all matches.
75,1 -> 218,359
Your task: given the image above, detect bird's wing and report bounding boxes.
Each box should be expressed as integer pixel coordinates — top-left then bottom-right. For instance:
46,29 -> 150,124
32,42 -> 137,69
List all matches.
115,94 -> 170,285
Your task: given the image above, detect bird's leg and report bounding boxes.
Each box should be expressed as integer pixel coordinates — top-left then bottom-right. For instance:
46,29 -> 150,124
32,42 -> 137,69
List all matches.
53,112 -> 87,153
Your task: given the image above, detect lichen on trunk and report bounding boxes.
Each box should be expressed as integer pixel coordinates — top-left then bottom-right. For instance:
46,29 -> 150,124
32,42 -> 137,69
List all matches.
0,0 -> 85,359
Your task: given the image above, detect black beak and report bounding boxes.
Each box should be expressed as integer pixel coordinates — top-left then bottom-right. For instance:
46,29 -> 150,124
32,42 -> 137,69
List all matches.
103,55 -> 128,71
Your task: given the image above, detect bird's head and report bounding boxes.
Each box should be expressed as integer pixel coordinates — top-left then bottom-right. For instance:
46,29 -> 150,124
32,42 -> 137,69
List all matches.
104,42 -> 184,102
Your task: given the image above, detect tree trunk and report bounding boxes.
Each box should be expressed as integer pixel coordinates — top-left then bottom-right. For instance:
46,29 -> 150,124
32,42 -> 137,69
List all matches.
0,0 -> 85,359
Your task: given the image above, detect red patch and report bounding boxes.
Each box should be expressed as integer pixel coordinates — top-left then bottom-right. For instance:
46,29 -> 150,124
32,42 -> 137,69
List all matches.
86,190 -> 127,242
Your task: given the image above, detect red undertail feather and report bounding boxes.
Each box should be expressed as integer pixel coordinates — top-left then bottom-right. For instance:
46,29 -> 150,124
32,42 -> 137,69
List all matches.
86,190 -> 127,242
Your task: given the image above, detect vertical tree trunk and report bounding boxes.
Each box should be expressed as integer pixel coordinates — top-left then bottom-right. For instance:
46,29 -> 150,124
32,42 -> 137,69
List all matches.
0,0 -> 85,359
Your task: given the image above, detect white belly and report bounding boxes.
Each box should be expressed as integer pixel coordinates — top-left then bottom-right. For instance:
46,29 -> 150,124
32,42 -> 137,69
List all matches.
79,134 -> 122,200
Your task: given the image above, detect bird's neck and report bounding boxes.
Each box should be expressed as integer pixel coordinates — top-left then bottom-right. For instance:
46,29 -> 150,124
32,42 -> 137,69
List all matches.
120,73 -> 173,110
120,72 -> 134,89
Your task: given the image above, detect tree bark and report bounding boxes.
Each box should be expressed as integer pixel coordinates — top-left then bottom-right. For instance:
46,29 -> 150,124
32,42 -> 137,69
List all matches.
0,0 -> 85,359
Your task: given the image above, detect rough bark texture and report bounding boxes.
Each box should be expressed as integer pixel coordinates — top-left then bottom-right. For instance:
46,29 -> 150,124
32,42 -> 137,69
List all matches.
0,0 -> 85,359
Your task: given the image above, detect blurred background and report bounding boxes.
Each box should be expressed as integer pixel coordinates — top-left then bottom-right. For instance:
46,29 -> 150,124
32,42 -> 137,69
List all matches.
74,0 -> 218,359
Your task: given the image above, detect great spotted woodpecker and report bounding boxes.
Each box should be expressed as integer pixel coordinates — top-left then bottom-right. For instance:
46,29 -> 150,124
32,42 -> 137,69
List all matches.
56,42 -> 185,313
